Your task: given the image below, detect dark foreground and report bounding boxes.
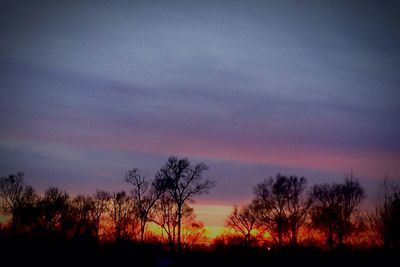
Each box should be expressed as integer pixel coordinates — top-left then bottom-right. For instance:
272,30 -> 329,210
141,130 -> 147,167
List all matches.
1,240 -> 397,267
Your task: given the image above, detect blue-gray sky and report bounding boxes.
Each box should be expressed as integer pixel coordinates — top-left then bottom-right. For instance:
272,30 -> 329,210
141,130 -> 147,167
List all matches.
1,0 -> 400,204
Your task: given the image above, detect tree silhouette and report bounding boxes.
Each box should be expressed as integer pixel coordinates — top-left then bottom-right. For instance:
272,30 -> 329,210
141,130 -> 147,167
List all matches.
226,204 -> 258,246
152,195 -> 178,248
340,175 -> 365,243
152,194 -> 195,249
107,191 -> 135,241
10,185 -> 40,235
286,176 -> 313,246
2,166 -> 396,261
39,187 -> 70,236
70,195 -> 97,240
310,184 -> 339,249
311,174 -> 365,249
125,168 -> 162,243
0,172 -> 38,234
373,177 -> 400,248
252,174 -> 313,247
182,221 -> 207,248
154,156 -> 214,250
253,174 -> 290,247
93,190 -> 110,240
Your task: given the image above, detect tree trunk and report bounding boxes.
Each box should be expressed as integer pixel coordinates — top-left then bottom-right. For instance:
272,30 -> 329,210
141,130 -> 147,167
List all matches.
11,215 -> 17,235
95,218 -> 100,241
168,235 -> 174,251
277,223 -> 283,247
337,230 -> 344,248
177,204 -> 182,251
116,224 -> 121,242
246,233 -> 251,247
328,227 -> 334,250
140,220 -> 146,243
291,224 -> 297,246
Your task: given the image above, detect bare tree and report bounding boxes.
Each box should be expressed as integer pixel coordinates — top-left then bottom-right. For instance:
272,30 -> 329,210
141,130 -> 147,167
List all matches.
310,183 -> 339,250
311,174 -> 365,249
0,172 -> 37,234
154,156 -> 214,250
182,221 -> 207,249
107,191 -> 135,241
125,168 -> 162,243
152,195 -> 177,249
39,187 -> 70,235
339,174 -> 365,244
253,174 -> 290,247
286,176 -> 313,246
70,195 -> 97,239
93,190 -> 110,240
252,174 -> 313,247
152,194 -> 195,250
226,204 -> 258,246
15,185 -> 40,233
373,177 -> 400,248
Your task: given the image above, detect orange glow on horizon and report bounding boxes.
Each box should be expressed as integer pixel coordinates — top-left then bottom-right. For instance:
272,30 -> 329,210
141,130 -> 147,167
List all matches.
191,204 -> 233,229
143,204 -> 233,242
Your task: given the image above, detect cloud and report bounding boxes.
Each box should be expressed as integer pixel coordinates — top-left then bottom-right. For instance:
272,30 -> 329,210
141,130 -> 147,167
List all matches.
1,0 -> 400,203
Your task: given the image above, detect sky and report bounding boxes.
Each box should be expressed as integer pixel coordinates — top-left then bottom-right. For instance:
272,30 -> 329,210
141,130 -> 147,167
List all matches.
1,1 -> 400,230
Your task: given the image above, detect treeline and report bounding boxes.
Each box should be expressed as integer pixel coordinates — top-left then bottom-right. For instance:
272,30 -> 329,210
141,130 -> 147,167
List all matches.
0,156 -> 213,251
0,156 -> 399,252
224,174 -> 400,250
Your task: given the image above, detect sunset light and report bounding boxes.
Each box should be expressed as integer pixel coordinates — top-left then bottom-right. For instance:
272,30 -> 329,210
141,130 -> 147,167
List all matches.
192,204 -> 233,239
1,1 -> 399,266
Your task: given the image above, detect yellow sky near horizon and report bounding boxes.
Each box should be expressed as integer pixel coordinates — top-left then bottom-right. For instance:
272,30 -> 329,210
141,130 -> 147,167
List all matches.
191,204 -> 233,238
